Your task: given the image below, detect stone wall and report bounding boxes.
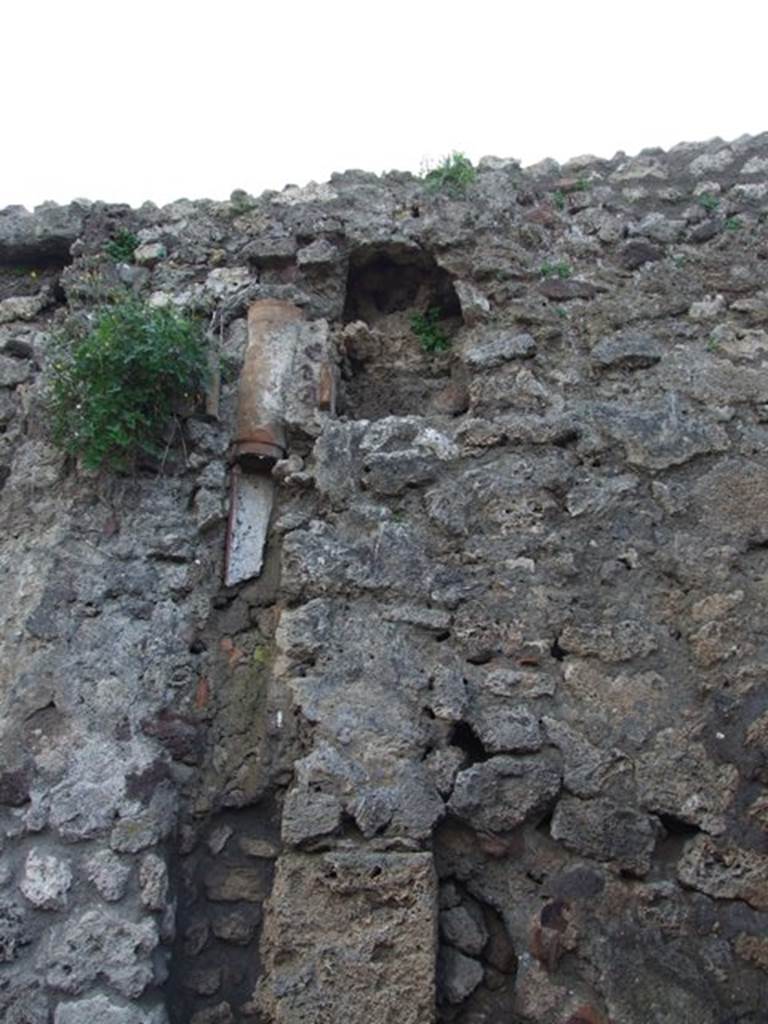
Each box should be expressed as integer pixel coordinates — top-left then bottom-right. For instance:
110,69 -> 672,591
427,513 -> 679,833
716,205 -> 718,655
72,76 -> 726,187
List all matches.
1,134 -> 768,1023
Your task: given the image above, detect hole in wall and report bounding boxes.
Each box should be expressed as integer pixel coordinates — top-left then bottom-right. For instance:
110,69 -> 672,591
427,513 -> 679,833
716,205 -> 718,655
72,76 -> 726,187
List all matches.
535,807 -> 555,834
552,429 -> 580,449
0,262 -> 68,304
0,233 -> 73,305
449,721 -> 491,766
654,812 -> 701,865
539,898 -> 569,931
343,244 -> 460,323
339,243 -> 462,419
550,637 -> 569,661
657,812 -> 700,838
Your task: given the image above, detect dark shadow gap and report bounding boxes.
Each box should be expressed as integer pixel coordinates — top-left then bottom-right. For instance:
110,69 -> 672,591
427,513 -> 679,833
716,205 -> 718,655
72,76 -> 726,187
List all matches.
343,243 -> 460,323
449,721 -> 492,766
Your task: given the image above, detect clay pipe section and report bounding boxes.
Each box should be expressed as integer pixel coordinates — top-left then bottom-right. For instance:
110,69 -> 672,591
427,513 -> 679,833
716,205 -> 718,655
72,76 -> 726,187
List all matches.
232,299 -> 304,470
224,299 -> 303,588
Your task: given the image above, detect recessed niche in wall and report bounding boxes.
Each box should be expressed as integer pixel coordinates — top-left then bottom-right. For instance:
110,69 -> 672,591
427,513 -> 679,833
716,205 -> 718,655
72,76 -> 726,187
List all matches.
340,244 -> 464,420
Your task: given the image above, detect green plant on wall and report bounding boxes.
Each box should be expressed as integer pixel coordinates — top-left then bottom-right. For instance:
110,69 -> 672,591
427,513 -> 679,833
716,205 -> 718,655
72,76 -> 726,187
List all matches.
48,298 -> 207,471
410,307 -> 450,352
422,152 -> 476,195
697,193 -> 719,213
540,260 -> 572,280
104,229 -> 139,263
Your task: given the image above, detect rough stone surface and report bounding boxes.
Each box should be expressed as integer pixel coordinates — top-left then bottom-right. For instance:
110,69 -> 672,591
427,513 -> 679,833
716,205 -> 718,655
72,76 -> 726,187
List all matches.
590,329 -> 662,369
45,910 -> 160,997
190,1004 -> 234,1024
139,853 -> 169,910
559,620 -> 658,662
438,947 -> 484,1004
0,352 -> 33,384
439,903 -> 488,956
678,837 -> 768,909
459,329 -> 536,368
3,134 -> 768,1023
550,795 -> 659,876
0,201 -> 85,262
636,729 -> 739,834
134,242 -> 166,267
204,867 -> 268,903
19,850 -> 72,910
85,850 -> 132,902
448,756 -> 562,832
255,851 -> 436,1023
54,995 -> 168,1024
464,682 -> 542,753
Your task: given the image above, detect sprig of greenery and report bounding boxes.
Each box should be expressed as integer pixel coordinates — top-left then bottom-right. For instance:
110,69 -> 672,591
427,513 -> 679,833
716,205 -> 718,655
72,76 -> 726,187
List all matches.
410,307 -> 450,352
540,261 -> 572,280
697,193 -> 719,213
422,152 -> 476,195
48,298 -> 207,471
104,229 -> 139,263
553,179 -> 588,210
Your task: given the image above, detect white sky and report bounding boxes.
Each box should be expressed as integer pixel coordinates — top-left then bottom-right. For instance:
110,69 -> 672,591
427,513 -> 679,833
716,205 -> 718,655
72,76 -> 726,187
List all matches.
3,0 -> 767,211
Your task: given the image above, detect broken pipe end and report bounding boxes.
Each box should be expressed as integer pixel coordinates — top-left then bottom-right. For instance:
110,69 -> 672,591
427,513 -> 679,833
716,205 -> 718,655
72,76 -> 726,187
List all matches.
231,426 -> 286,470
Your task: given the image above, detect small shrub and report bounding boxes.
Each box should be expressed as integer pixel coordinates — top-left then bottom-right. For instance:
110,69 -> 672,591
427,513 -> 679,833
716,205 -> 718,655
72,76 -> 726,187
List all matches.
697,193 -> 719,212
229,189 -> 257,217
725,216 -> 743,231
553,181 -> 587,210
410,307 -> 450,352
48,298 -> 207,471
422,152 -> 476,195
540,261 -> 572,280
104,229 -> 138,263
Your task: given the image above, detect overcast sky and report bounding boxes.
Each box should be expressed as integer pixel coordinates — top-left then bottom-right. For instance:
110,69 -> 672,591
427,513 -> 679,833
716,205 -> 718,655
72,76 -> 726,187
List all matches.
3,0 -> 766,210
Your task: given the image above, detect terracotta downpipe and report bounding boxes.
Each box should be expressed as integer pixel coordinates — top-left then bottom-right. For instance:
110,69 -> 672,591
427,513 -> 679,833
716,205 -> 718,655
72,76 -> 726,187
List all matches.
232,299 -> 304,469
224,299 -> 303,587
